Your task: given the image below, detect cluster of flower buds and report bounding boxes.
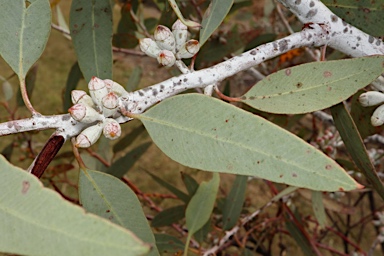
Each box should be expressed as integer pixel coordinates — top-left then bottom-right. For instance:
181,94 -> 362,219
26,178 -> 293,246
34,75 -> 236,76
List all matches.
139,20 -> 200,67
68,77 -> 126,148
358,91 -> 384,126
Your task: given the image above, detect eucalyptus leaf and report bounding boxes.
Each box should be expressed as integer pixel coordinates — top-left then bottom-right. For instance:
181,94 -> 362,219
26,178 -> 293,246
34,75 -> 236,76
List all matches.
112,4 -> 139,49
155,234 -> 184,254
241,56 -> 384,114
199,0 -> 234,46
63,62 -> 83,112
184,173 -> 219,255
113,124 -> 146,154
322,0 -> 384,37
0,156 -> 150,256
70,0 -> 113,81
311,191 -> 327,228
136,94 -> 361,191
127,66 -> 143,92
79,168 -> 159,256
151,205 -> 185,227
286,218 -> 314,255
181,172 -> 199,196
0,0 -> 51,78
1,80 -> 13,102
222,175 -> 247,230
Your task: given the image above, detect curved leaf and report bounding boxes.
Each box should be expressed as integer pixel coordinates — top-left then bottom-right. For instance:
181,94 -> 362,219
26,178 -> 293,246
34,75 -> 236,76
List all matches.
311,191 -> 327,228
240,56 -> 384,114
151,205 -> 185,227
155,234 -> 184,254
79,168 -> 159,256
70,0 -> 113,81
199,0 -> 234,46
137,94 -> 361,191
0,156 -> 150,256
0,0 -> 51,78
184,173 -> 219,255
322,0 -> 384,37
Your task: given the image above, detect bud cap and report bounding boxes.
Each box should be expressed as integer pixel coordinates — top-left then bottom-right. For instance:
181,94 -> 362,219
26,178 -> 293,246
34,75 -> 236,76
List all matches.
157,50 -> 176,68
140,38 -> 162,58
75,123 -> 104,148
359,91 -> 384,107
68,103 -> 103,123
103,118 -> 122,140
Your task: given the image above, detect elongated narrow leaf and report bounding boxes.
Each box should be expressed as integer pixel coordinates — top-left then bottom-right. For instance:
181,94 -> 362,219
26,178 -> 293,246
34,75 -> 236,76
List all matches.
112,4 -> 139,49
222,175 -> 247,230
127,66 -> 143,92
0,156 -> 149,256
63,62 -> 83,112
155,234 -> 184,254
0,0 -> 51,78
137,94 -> 361,191
167,0 -> 201,28
106,142 -> 151,178
286,218 -> 314,255
152,205 -> 185,227
70,0 -> 113,81
322,0 -> 384,37
56,5 -> 71,40
1,80 -> 13,102
181,172 -> 199,196
184,173 -> 219,255
311,191 -> 327,228
145,171 -> 189,203
199,0 -> 234,46
331,103 -> 384,200
113,124 -> 146,154
240,56 -> 384,114
79,168 -> 159,256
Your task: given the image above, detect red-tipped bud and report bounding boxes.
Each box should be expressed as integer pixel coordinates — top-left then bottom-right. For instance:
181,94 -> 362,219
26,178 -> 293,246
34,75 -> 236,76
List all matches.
88,77 -> 108,107
157,50 -> 176,68
104,79 -> 128,96
101,92 -> 119,117
68,103 -> 103,123
71,90 -> 94,107
154,25 -> 176,52
103,118 -> 122,140
176,39 -> 200,59
140,38 -> 162,58
75,123 -> 104,148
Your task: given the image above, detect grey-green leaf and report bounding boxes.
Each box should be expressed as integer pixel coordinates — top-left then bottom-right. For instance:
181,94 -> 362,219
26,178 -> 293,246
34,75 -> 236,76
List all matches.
70,0 -> 113,82
199,0 -> 234,46
155,234 -> 184,254
0,156 -> 150,256
79,168 -> 159,256
137,94 -> 361,191
63,62 -> 83,112
311,191 -> 327,228
241,56 -> 384,114
222,175 -> 247,230
0,0 -> 51,78
151,205 -> 185,227
184,173 -> 219,253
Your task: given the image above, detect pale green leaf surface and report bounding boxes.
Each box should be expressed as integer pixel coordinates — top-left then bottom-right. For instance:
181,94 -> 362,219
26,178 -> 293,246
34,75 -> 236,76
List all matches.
56,5 -> 71,40
70,0 -> 113,81
138,94 -> 360,191
222,175 -> 247,230
0,156 -> 150,256
271,186 -> 299,202
241,56 -> 384,114
184,173 -> 219,254
311,191 -> 327,228
79,168 -> 159,256
200,0 -> 234,46
181,172 -> 199,196
0,0 -> 51,78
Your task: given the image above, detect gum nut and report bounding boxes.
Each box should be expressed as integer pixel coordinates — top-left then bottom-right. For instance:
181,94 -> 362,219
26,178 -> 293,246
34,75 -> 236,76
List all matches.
75,123 -> 104,148
104,79 -> 127,96
172,20 -> 188,51
371,104 -> 384,126
139,38 -> 161,58
172,19 -> 188,31
154,25 -> 176,52
103,118 -> 122,140
157,50 -> 176,68
176,39 -> 200,59
71,90 -> 87,104
88,76 -> 108,106
102,92 -> 119,117
359,91 -> 384,107
68,103 -> 103,123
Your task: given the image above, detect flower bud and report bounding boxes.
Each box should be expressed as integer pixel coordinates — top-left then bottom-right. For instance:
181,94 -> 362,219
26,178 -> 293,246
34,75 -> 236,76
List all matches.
104,79 -> 127,96
71,90 -> 94,107
359,91 -> 384,107
371,104 -> 384,126
140,38 -> 162,58
176,39 -> 200,59
68,103 -> 103,123
75,123 -> 104,148
154,25 -> 176,52
172,19 -> 188,52
88,77 -> 109,107
101,92 -> 119,117
157,50 -> 176,68
103,118 -> 122,140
